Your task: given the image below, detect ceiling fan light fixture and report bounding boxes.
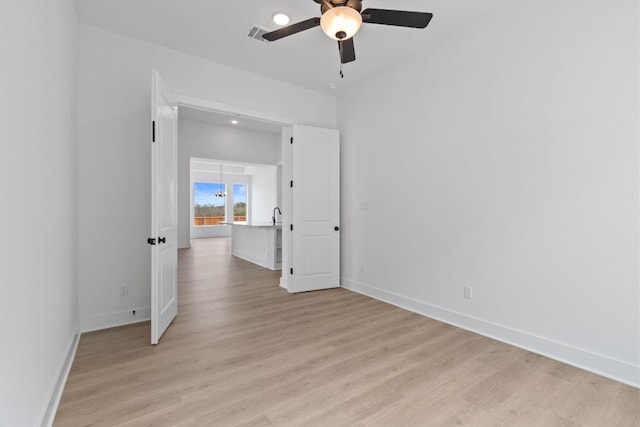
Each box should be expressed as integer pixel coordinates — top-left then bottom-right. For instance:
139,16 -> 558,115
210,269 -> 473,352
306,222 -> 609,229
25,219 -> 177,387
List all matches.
272,11 -> 290,26
320,6 -> 362,40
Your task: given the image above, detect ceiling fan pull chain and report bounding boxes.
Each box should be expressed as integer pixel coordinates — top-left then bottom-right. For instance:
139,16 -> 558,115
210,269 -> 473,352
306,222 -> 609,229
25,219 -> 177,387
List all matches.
339,42 -> 345,78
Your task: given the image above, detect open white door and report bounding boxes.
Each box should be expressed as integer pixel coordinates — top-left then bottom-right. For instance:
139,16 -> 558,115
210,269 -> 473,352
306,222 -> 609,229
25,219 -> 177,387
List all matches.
150,70 -> 178,344
289,124 -> 340,293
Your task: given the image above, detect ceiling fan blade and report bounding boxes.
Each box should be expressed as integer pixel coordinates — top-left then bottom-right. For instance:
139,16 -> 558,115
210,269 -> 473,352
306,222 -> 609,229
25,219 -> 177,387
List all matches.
338,38 -> 356,64
361,8 -> 433,28
262,17 -> 321,41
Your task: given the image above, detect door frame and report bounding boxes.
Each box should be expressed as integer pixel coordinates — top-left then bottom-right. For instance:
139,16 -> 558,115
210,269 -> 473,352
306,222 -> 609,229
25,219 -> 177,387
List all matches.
173,95 -> 296,290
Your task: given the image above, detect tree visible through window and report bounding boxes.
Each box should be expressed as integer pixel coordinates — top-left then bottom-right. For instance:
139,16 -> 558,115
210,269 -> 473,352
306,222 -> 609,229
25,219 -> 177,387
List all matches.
233,184 -> 247,223
193,182 -> 226,226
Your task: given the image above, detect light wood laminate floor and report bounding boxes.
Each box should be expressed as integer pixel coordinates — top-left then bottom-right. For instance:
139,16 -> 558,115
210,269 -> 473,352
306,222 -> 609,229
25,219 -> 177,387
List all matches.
55,237 -> 639,426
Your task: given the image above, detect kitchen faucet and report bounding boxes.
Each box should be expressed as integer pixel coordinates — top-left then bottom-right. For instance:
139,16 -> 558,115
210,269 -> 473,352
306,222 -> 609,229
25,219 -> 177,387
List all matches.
272,207 -> 282,225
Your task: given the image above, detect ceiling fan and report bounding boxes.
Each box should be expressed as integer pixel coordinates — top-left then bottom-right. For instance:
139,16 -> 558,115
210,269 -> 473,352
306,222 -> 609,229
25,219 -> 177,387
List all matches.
263,0 -> 433,74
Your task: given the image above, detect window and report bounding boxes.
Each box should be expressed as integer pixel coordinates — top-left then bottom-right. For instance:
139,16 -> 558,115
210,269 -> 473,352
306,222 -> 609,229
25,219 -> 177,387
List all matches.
233,184 -> 247,223
193,182 -> 226,226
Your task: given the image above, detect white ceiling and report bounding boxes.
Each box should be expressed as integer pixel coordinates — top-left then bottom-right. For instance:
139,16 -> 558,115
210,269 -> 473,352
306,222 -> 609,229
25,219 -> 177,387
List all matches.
180,106 -> 283,134
190,157 -> 276,176
75,0 -> 507,95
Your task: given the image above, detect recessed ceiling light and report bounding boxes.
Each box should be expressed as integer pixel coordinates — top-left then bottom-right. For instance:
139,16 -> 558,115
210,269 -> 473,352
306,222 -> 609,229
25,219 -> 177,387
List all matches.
231,119 -> 238,125
272,12 -> 290,26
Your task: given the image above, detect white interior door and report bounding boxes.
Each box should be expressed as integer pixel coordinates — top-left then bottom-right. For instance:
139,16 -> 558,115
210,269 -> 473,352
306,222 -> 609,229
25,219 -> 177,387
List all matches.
150,69 -> 178,344
290,124 -> 340,293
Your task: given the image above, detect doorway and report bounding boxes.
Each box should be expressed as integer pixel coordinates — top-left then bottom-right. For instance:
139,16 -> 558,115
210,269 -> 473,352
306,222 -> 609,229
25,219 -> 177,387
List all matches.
174,97 -> 293,291
151,78 -> 341,346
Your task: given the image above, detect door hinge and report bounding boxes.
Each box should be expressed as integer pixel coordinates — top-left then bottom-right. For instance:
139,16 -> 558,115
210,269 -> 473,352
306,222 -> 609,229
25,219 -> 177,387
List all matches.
147,237 -> 156,245
290,180 -> 293,188
290,268 -> 293,275
290,224 -> 293,231
290,137 -> 293,144
152,121 -> 156,143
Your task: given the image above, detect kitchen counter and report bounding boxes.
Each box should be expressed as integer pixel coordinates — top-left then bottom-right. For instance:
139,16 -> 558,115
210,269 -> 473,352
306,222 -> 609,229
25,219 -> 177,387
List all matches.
228,223 -> 282,270
226,222 -> 282,229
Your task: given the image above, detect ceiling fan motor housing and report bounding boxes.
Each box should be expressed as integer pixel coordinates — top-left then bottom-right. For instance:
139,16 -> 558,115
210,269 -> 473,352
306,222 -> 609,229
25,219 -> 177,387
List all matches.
315,0 -> 362,14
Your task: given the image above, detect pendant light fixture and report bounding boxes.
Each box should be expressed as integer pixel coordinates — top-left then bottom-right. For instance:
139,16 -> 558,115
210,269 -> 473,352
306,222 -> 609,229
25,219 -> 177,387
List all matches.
215,162 -> 226,197
320,6 -> 362,41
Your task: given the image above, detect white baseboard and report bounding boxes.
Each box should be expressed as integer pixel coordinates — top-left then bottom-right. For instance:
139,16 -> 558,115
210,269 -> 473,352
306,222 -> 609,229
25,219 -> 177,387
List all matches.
279,276 -> 288,291
80,307 -> 151,333
40,332 -> 80,427
341,277 -> 639,389
231,251 -> 268,269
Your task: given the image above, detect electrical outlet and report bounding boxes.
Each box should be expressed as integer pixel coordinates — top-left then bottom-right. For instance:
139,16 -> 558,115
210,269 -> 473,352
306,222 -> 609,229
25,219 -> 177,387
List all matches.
119,284 -> 128,296
464,286 -> 472,300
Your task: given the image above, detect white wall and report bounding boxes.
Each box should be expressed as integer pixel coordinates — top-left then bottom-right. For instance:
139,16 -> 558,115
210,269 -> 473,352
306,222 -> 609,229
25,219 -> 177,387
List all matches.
179,119 -> 279,246
247,165 -> 278,224
339,0 -> 639,386
77,24 -> 336,331
0,0 -> 79,425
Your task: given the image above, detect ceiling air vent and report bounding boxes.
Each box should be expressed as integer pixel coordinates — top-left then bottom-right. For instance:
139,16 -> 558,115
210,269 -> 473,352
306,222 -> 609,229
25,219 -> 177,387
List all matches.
247,25 -> 271,42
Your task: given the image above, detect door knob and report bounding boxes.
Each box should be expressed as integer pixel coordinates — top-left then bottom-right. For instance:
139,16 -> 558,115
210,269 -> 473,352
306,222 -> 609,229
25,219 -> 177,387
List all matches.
158,237 -> 166,244
334,226 -> 340,231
